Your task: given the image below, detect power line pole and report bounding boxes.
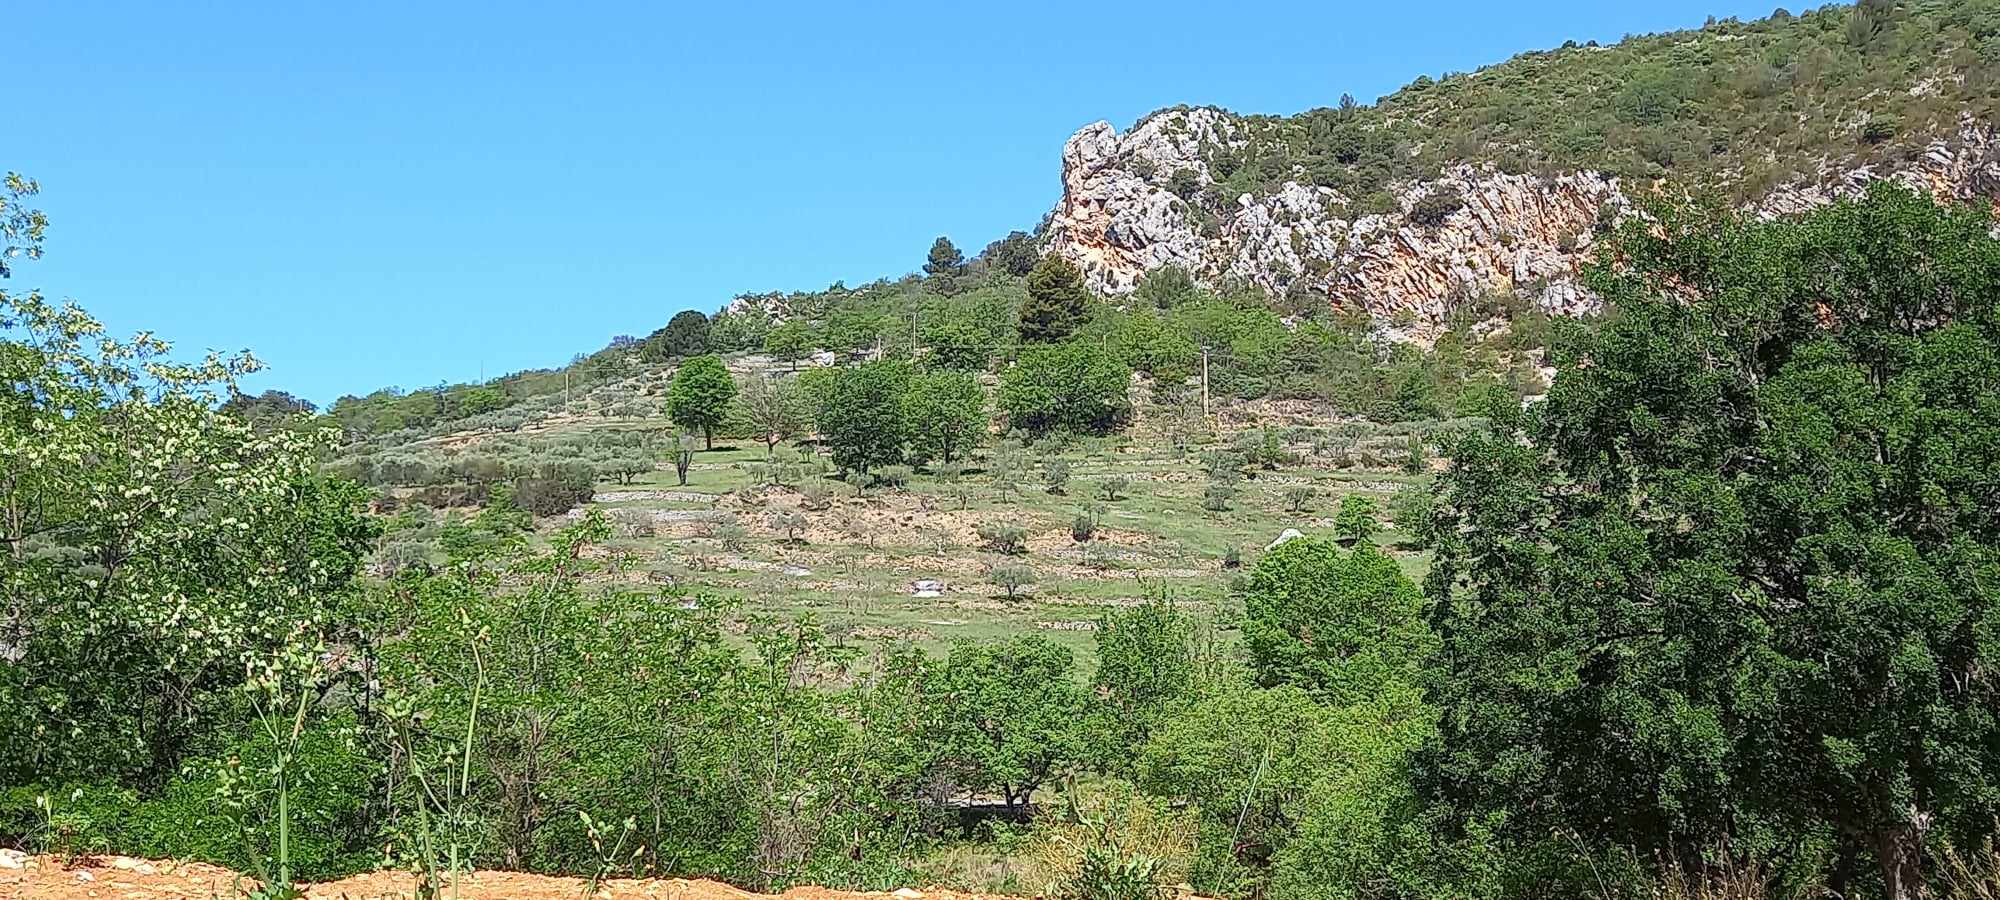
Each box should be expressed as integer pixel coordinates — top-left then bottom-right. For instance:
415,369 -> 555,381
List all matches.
1200,345 -> 1212,421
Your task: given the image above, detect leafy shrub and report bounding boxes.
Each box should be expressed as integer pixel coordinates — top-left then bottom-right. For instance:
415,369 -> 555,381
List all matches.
1096,475 -> 1130,501
1071,512 -> 1097,543
1000,342 -> 1133,436
1333,495 -> 1380,543
1022,780 -> 1198,900
1408,190 -> 1465,228
979,522 -> 1028,555
989,562 -> 1037,599
768,510 -> 809,543
1044,458 -> 1072,495
1389,483 -> 1435,549
514,461 -> 596,516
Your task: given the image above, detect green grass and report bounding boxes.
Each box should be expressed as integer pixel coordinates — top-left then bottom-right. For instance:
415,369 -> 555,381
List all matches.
557,422 -> 1434,664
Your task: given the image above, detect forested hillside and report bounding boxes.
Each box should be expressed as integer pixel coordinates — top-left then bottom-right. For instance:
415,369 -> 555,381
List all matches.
6,4 -> 2000,900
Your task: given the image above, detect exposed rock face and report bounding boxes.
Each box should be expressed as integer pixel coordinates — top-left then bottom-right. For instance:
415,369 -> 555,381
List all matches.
1046,111 -> 2000,337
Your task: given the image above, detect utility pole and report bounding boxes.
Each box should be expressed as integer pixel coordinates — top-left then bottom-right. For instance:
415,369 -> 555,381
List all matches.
564,370 -> 570,408
1200,345 -> 1212,421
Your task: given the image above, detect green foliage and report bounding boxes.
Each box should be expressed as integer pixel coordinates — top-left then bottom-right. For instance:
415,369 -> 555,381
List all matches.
903,369 -> 986,465
1092,601 -> 1199,757
1408,190 -> 1464,228
0,291 -> 376,786
1020,256 -> 1091,344
1022,780 -> 1198,900
0,172 -> 49,278
665,354 -> 738,448
1427,184 -> 2000,897
1389,482 -> 1436,549
1132,266 -> 1199,310
988,562 -> 1037,599
1146,3 -> 2000,203
762,319 -> 815,369
737,371 -> 806,456
978,522 -> 1028,556
642,310 -> 712,362
1000,342 -> 1132,435
982,230 -> 1040,277
1242,537 -> 1432,704
935,637 -> 1090,810
924,236 -> 966,277
817,359 -> 914,473
1043,457 -> 1072,495
1332,495 -> 1380,543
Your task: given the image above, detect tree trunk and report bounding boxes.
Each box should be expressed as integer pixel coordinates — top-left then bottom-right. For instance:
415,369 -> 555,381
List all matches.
1875,822 -> 1925,900
704,427 -> 713,450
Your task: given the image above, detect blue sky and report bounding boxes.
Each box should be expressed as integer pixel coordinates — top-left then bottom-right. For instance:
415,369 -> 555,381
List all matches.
12,0 -> 1781,404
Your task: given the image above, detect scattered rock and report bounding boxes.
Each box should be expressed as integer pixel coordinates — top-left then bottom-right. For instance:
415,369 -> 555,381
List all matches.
0,848 -> 25,869
782,565 -> 812,577
911,579 -> 944,598
1046,110 -> 2000,338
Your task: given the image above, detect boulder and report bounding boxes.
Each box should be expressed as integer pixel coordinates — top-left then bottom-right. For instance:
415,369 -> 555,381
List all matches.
1265,528 -> 1305,551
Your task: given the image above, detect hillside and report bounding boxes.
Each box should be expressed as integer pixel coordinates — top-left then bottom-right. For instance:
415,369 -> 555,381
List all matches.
1046,0 -> 2000,334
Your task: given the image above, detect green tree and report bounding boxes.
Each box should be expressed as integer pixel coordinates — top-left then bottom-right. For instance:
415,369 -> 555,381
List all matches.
982,230 -> 1039,277
1241,537 -> 1432,705
1426,185 -> 2000,900
998,341 -> 1131,435
642,309 -> 712,362
902,369 -> 986,465
1092,600 -> 1200,762
935,636 -> 1089,812
1019,256 -> 1091,343
923,235 -> 966,277
1133,265 -> 1199,309
816,359 -> 912,474
762,320 -> 814,371
920,316 -> 995,371
736,371 -> 804,456
1333,495 -> 1380,544
0,291 -> 375,786
665,354 -> 737,449
0,173 -> 48,278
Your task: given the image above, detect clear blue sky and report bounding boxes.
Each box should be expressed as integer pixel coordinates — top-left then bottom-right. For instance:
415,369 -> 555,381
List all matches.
12,0 -> 1780,405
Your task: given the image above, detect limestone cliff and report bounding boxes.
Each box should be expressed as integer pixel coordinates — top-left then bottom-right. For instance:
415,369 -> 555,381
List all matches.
1045,110 -> 2000,338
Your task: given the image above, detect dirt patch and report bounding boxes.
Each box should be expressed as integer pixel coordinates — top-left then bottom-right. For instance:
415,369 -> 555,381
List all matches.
597,490 -> 717,504
3,855 -> 1005,900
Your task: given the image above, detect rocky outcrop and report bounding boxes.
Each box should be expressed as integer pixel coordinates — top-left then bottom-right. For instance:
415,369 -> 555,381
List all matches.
1046,110 -> 2000,338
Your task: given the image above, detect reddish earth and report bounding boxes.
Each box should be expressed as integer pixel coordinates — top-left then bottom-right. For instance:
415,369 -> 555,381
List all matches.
3,855 -> 1010,900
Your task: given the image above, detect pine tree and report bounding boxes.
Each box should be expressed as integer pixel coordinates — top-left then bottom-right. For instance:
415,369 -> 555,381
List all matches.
923,236 -> 965,276
1018,255 -> 1090,344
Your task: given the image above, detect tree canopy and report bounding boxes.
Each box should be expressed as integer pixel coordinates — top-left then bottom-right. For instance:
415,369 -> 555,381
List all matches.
998,340 -> 1131,435
1426,183 -> 2000,900
665,354 -> 737,448
1018,256 -> 1091,344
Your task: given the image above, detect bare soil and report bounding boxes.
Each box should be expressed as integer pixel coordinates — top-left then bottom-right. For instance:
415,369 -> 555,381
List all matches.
5,855 -> 1005,900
